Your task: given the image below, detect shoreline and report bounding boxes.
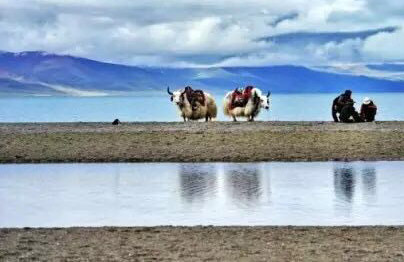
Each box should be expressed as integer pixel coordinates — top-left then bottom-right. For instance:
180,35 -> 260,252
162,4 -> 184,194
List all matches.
0,121 -> 403,163
1,226 -> 404,261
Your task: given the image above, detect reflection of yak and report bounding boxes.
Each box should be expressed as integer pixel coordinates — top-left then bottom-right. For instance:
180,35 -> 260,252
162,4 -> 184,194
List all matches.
334,166 -> 356,203
179,164 -> 217,203
362,167 -> 376,202
225,164 -> 262,206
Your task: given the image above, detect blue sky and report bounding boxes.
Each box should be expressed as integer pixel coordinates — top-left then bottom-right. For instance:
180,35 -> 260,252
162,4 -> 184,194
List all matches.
0,0 -> 403,69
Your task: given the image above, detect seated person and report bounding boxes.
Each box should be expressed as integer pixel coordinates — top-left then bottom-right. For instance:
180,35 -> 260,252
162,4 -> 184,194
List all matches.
339,102 -> 362,123
360,97 -> 377,122
332,90 -> 354,122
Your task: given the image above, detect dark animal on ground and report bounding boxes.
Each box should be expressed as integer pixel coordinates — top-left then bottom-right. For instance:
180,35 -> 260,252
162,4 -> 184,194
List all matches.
112,119 -> 121,125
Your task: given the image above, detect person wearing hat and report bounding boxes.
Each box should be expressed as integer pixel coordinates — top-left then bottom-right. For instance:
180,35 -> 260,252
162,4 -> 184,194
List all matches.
360,97 -> 377,122
332,90 -> 354,122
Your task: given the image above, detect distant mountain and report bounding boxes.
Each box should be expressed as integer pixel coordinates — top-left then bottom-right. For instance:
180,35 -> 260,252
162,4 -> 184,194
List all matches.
0,51 -> 403,96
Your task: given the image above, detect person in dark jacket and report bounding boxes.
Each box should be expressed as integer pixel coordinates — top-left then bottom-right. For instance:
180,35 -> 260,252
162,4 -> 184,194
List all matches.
360,97 -> 377,122
339,102 -> 362,123
332,90 -> 354,122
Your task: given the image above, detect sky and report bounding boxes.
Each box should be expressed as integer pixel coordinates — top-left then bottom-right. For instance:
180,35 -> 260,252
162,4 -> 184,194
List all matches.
0,0 -> 403,68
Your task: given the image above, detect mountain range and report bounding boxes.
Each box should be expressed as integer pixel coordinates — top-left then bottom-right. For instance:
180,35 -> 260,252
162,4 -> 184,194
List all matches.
0,51 -> 403,96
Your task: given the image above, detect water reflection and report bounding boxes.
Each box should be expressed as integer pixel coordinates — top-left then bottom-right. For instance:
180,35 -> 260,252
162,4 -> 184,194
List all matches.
334,166 -> 356,204
1,162 -> 404,227
179,164 -> 217,204
362,167 -> 377,203
333,164 -> 378,215
225,164 -> 263,207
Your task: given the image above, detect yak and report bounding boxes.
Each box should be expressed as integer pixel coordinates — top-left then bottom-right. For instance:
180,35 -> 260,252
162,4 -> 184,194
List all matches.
167,86 -> 217,122
223,87 -> 271,121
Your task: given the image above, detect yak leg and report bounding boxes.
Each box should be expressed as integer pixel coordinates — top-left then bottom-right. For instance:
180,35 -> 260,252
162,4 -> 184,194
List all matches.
205,115 -> 209,122
248,116 -> 255,122
232,116 -> 237,122
183,116 -> 187,122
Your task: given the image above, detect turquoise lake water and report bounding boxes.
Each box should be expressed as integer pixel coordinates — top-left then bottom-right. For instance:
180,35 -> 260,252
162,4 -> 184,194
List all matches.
0,92 -> 403,122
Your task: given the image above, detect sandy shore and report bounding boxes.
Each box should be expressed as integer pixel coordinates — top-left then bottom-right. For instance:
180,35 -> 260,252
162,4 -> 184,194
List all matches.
0,121 -> 403,163
0,226 -> 403,261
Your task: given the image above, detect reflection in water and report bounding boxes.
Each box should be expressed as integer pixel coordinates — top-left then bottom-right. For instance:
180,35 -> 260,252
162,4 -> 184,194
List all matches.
1,162 -> 404,227
334,166 -> 356,204
334,164 -> 378,215
362,167 -> 376,203
334,165 -> 356,217
225,164 -> 263,207
179,164 -> 217,204
113,167 -> 121,196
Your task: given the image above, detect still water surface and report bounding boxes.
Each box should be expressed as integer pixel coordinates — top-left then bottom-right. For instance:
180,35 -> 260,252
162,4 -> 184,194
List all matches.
0,92 -> 403,122
0,161 -> 403,227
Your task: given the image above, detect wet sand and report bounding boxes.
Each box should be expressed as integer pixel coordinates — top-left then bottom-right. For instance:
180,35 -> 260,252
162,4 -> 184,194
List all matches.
0,121 -> 403,163
1,226 -> 404,261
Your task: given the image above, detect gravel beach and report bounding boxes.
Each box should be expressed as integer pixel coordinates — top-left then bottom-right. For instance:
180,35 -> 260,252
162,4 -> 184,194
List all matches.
0,121 -> 403,163
1,226 -> 404,261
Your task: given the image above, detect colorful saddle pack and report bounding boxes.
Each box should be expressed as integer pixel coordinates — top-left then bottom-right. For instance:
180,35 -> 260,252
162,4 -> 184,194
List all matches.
182,86 -> 206,110
230,86 -> 254,109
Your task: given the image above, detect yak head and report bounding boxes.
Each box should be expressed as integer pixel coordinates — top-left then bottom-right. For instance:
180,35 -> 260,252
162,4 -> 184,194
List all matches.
167,86 -> 184,106
255,89 -> 271,110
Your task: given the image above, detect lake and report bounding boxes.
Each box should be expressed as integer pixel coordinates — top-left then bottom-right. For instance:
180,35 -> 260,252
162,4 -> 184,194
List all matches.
0,92 -> 403,122
1,161 -> 403,227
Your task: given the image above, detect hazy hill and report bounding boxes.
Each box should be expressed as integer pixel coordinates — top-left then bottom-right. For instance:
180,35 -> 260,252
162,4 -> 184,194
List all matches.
0,51 -> 403,95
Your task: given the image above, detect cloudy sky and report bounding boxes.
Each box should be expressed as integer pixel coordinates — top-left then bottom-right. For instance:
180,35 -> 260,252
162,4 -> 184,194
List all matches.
0,0 -> 403,67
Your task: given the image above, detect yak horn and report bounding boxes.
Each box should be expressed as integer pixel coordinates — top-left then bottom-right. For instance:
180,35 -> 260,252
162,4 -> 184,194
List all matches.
167,86 -> 173,95
267,91 -> 271,97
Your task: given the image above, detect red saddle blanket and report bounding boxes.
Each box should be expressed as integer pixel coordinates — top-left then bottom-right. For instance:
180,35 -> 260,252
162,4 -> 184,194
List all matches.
230,86 -> 254,109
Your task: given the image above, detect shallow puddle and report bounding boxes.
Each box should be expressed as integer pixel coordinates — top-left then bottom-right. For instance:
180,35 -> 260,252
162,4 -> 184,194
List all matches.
0,162 -> 403,227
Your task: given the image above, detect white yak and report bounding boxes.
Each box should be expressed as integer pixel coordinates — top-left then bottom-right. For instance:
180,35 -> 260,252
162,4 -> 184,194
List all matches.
167,86 -> 217,122
223,87 -> 271,121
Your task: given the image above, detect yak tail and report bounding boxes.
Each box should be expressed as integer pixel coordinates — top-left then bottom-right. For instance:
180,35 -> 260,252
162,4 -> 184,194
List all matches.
205,93 -> 217,119
223,103 -> 230,116
210,103 -> 217,119
223,92 -> 232,116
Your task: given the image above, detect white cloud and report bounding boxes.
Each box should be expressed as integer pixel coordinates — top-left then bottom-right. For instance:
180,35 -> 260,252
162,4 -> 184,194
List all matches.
363,27 -> 404,61
0,0 -> 402,67
311,62 -> 404,81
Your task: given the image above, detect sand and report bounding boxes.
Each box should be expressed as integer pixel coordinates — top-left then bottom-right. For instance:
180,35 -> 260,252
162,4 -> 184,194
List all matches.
1,226 -> 404,261
0,121 -> 403,163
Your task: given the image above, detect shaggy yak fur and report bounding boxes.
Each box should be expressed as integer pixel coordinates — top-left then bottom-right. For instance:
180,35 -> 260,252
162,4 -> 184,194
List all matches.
223,87 -> 271,122
168,87 -> 217,122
